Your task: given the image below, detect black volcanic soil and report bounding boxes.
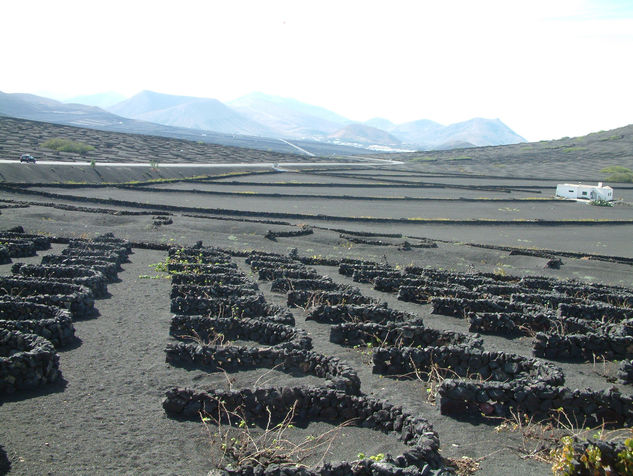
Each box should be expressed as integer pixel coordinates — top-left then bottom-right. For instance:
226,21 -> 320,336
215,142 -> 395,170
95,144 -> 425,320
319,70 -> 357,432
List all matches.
1,119 -> 633,476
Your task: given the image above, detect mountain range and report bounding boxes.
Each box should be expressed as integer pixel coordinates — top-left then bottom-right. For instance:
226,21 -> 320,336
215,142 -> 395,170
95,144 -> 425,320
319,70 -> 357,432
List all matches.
108,90 -> 526,149
0,89 -> 526,152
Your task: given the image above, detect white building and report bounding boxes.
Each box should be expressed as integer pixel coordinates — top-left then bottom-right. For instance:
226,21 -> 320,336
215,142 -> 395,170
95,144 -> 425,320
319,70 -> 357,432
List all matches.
555,182 -> 614,201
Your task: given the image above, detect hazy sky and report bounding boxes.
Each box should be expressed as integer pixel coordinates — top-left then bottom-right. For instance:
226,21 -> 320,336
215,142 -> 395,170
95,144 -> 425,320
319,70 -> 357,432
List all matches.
3,0 -> 633,141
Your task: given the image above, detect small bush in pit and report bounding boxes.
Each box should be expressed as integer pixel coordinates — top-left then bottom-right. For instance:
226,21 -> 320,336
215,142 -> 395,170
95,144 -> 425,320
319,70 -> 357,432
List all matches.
200,400 -> 352,470
42,137 -> 94,154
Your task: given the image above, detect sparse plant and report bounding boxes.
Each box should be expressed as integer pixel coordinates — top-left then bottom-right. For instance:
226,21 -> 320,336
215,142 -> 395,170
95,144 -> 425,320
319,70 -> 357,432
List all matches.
200,400 -> 353,470
444,455 -> 483,476
357,452 -> 385,462
351,342 -> 375,366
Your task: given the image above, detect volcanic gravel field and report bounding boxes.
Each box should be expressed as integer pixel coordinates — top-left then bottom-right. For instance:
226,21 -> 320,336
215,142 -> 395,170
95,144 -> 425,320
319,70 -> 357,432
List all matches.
1,118 -> 633,476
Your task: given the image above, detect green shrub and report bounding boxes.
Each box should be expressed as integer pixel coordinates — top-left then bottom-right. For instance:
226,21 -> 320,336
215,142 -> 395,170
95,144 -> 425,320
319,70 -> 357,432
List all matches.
601,166 -> 632,174
590,199 -> 613,207
551,437 -> 633,475
606,172 -> 633,183
42,138 -> 95,154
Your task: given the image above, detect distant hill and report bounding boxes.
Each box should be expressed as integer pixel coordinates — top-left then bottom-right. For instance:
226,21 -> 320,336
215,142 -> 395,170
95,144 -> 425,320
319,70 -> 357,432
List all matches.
389,118 -> 525,148
436,118 -> 526,147
390,119 -> 444,147
0,91 -> 136,128
0,91 -> 367,157
364,117 -> 396,131
64,92 -> 127,109
373,122 -> 633,180
1,89 -> 527,152
432,140 -> 476,150
329,123 -> 402,146
108,90 -> 274,136
229,92 -> 350,139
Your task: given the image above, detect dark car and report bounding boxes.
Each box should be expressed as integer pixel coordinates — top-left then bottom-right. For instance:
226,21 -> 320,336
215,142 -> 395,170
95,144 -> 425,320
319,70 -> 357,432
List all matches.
20,154 -> 36,163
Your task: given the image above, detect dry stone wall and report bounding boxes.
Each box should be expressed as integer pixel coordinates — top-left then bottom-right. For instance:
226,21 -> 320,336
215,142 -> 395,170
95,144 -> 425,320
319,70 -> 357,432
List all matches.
0,329 -> 60,393
163,247 -> 450,475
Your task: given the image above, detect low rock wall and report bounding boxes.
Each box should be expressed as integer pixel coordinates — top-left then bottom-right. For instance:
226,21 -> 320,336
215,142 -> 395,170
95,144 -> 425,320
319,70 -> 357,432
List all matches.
12,263 -> 108,299
439,380 -> 633,427
287,290 -> 375,308
258,268 -> 318,281
330,321 -> 479,349
0,232 -> 51,251
61,248 -> 126,266
163,386 -> 443,473
169,315 -> 310,349
352,269 -> 402,284
170,295 -> 294,325
338,263 -> 392,277
558,302 -> 633,322
170,273 -> 250,286
265,227 -> 313,240
398,285 -> 480,303
271,278 -> 341,293
468,311 -> 554,337
248,260 -> 299,271
373,345 -> 564,386
40,255 -> 119,282
618,359 -> 633,384
0,444 -> 9,474
510,292 -> 583,308
67,240 -> 130,262
0,300 -> 74,347
0,277 -> 94,319
170,283 -> 258,300
431,297 -> 526,318
167,262 -> 237,274
2,239 -> 36,258
308,304 -> 417,325
166,345 -> 359,394
369,345 -> 633,424
0,329 -> 61,393
0,246 -> 10,265
533,332 -> 633,361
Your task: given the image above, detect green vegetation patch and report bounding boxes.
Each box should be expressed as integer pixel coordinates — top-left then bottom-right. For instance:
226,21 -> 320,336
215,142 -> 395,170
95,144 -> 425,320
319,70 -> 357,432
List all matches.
600,166 -> 633,183
561,146 -> 587,153
598,134 -> 622,141
409,156 -> 437,162
42,138 -> 95,154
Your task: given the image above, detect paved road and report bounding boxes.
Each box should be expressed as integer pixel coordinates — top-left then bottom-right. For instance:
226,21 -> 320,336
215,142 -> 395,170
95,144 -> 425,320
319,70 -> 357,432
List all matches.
278,139 -> 316,157
0,156 -> 404,168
